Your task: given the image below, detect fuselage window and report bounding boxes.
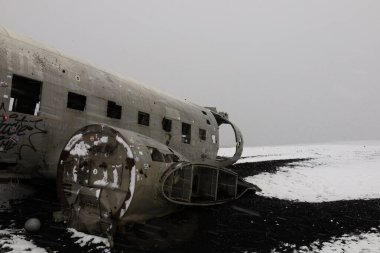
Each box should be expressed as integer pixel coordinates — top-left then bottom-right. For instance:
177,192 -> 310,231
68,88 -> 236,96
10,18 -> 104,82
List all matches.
199,128 -> 206,141
10,74 -> 42,115
181,122 -> 191,144
67,92 -> 86,111
165,153 -> 180,163
164,154 -> 172,163
162,118 -> 172,132
167,148 -> 180,162
138,111 -> 150,126
107,101 -> 122,119
206,119 -> 211,125
148,147 -> 164,162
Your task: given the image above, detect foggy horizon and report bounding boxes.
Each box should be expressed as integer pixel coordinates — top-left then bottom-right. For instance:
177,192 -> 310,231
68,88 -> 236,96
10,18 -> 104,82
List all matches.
1,0 -> 379,147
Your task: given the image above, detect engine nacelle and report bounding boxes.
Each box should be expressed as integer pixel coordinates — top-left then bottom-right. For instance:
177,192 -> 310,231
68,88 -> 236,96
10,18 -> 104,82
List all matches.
57,124 -> 255,238
57,125 -> 183,235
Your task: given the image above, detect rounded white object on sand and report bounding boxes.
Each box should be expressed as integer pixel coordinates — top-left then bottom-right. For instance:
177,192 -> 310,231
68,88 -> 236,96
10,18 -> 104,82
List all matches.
24,218 -> 41,232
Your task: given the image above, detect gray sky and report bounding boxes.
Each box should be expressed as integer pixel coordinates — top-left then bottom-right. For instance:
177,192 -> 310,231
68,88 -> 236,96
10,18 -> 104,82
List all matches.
1,0 -> 379,146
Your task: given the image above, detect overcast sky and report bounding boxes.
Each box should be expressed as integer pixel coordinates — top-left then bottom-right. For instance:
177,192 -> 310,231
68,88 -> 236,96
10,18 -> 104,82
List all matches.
1,0 -> 379,146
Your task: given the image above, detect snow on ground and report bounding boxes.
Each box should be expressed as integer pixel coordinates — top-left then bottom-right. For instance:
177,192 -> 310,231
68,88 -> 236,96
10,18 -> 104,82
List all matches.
221,141 -> 380,252
295,228 -> 380,253
0,228 -> 47,253
0,227 -> 110,253
1,141 -> 379,252
68,228 -> 110,252
221,140 -> 380,164
222,141 -> 380,202
275,228 -> 380,253
220,145 -> 319,163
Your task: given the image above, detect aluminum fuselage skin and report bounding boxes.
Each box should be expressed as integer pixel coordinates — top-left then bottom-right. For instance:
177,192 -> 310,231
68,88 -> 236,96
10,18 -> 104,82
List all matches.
0,27 -> 246,227
0,26 -> 243,179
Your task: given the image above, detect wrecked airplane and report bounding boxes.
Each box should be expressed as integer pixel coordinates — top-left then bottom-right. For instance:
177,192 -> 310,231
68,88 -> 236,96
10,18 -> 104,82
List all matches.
0,26 -> 258,242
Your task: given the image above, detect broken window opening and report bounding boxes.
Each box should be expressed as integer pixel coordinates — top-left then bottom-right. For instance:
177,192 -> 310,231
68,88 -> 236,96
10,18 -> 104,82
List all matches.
181,122 -> 191,144
162,118 -> 172,132
199,128 -> 206,141
165,153 -> 180,163
148,147 -> 164,162
67,92 -> 86,111
10,74 -> 42,115
164,154 -> 172,163
138,111 -> 150,126
107,101 -> 122,119
167,148 -> 180,162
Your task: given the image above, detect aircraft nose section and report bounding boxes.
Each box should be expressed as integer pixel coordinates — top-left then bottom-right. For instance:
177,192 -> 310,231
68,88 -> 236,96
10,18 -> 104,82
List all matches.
57,124 -> 136,235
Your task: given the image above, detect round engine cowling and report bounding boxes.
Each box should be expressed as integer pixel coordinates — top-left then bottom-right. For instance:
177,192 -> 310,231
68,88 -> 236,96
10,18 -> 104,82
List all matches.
57,124 -> 187,238
57,124 -> 136,234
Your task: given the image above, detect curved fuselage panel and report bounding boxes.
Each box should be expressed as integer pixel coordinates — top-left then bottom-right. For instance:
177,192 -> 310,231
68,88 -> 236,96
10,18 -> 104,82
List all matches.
0,27 -> 243,179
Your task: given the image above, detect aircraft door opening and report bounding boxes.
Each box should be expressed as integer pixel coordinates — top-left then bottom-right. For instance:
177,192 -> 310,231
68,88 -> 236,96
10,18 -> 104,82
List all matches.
10,74 -> 42,115
217,123 -> 237,158
211,111 -> 244,167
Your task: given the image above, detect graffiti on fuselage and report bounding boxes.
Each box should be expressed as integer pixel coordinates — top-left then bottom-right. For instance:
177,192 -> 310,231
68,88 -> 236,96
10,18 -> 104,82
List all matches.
0,111 -> 47,158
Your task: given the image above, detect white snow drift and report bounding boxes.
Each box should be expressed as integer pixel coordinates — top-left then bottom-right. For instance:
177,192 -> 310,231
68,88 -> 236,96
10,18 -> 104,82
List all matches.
0,228 -> 47,253
223,141 -> 380,202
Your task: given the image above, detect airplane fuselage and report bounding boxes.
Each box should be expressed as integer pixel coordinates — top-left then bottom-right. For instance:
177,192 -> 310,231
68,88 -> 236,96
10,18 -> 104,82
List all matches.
0,26 -> 242,179
0,26 -> 251,238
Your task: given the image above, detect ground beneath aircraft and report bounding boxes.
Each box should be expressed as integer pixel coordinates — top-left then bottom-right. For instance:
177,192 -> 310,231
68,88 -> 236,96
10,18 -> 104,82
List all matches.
1,141 -> 380,252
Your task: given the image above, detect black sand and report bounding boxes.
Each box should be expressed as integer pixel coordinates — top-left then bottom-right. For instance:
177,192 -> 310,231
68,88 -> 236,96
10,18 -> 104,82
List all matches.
1,159 -> 379,253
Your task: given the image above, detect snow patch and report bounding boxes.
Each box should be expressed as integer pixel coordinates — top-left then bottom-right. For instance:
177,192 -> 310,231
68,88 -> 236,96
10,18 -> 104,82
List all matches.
100,136 -> 108,143
295,229 -> 380,252
94,136 -> 109,145
64,134 -> 83,151
220,145 -> 319,164
94,170 -> 108,186
108,166 -> 121,188
68,228 -> 110,252
238,141 -> 380,202
69,141 -> 90,157
0,229 -> 47,253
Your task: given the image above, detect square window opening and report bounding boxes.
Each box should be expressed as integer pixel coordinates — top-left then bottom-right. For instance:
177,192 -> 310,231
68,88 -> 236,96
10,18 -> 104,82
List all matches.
138,111 -> 150,126
148,147 -> 164,162
199,128 -> 206,141
10,74 -> 42,115
182,122 -> 191,144
67,92 -> 86,111
162,118 -> 172,132
107,101 -> 122,119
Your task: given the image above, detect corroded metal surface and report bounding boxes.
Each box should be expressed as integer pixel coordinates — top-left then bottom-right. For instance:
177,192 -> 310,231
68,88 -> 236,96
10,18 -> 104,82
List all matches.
57,124 -> 254,239
57,125 -> 135,236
